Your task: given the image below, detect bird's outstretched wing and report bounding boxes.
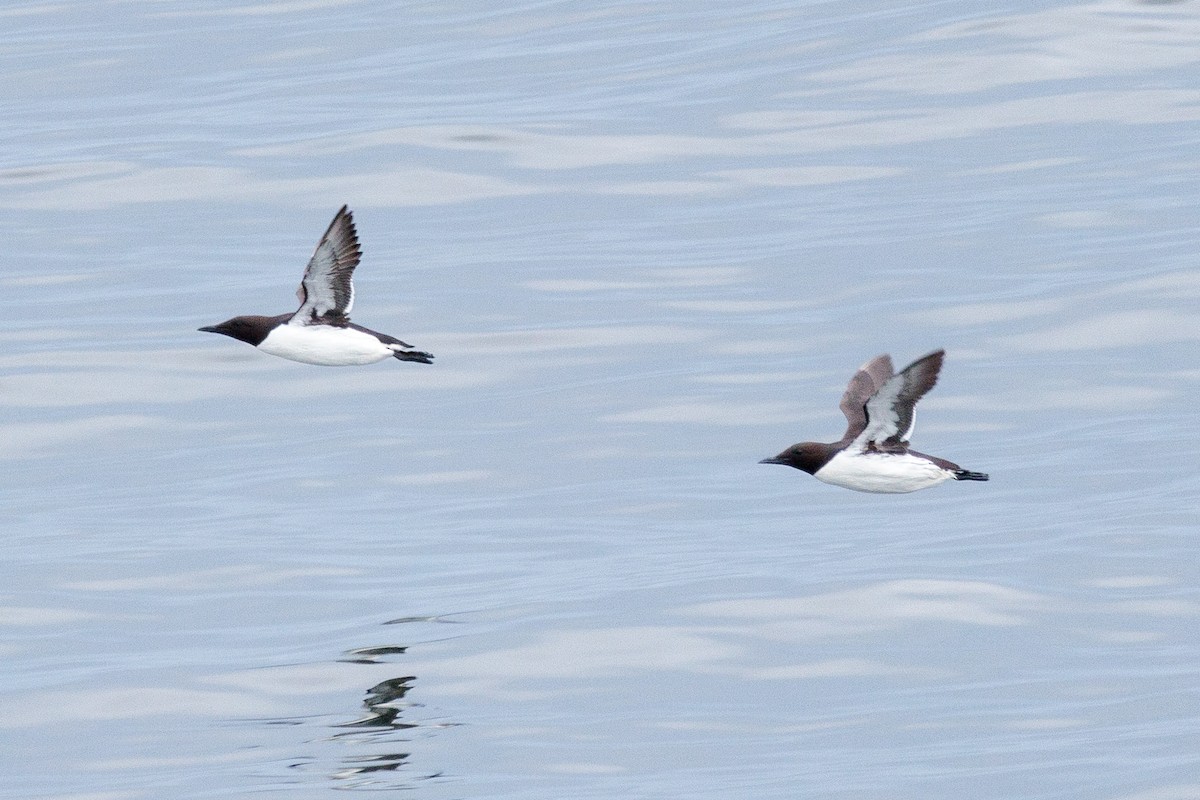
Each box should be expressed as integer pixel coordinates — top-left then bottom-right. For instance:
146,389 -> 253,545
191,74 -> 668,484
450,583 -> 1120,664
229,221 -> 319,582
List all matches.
291,205 -> 361,326
856,349 -> 944,450
838,353 -> 894,441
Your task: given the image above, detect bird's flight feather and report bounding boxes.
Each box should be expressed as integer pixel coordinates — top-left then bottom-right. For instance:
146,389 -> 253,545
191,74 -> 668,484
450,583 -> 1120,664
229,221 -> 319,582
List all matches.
855,349 -> 944,450
291,205 -> 361,326
839,353 -> 893,441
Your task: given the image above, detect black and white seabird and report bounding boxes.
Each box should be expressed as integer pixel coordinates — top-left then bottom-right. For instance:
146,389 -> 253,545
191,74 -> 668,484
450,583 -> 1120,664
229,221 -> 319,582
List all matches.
760,349 -> 988,493
200,206 -> 433,366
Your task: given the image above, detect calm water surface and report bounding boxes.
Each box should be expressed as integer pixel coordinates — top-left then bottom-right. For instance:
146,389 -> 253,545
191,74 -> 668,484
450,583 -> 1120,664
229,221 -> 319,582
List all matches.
3,1 -> 1199,798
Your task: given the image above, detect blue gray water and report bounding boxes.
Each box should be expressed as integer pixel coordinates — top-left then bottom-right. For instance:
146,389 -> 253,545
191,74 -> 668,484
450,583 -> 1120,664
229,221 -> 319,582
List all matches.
3,1 -> 1199,797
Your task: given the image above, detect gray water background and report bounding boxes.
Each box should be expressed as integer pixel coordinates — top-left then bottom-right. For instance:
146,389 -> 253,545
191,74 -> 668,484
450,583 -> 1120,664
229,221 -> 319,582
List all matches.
3,1 -> 1199,797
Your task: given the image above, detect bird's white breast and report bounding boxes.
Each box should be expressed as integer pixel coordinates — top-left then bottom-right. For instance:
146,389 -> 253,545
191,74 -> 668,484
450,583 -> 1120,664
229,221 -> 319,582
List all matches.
815,449 -> 953,494
258,323 -> 393,366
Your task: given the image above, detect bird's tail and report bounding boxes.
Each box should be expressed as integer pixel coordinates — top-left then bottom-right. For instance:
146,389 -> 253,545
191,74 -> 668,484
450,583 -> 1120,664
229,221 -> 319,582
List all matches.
393,349 -> 434,364
953,470 -> 988,482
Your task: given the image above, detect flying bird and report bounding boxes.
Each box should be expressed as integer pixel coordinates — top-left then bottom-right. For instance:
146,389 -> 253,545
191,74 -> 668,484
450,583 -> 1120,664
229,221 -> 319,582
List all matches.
200,206 -> 433,366
760,349 -> 987,493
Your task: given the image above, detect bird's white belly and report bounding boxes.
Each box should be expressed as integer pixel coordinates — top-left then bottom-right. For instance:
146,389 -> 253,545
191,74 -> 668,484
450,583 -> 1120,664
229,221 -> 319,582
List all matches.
815,450 -> 953,494
258,324 -> 392,366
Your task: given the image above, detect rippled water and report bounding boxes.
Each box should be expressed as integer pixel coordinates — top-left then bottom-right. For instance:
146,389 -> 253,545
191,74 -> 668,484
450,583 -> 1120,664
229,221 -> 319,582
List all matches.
3,1 -> 1199,798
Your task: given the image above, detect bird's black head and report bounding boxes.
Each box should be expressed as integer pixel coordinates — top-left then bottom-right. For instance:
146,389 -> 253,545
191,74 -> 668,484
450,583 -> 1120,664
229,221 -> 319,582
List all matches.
759,442 -> 837,475
198,315 -> 277,347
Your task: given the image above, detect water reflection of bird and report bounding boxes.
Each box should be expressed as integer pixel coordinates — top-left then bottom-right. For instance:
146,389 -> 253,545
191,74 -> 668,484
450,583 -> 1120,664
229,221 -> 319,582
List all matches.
328,676 -> 417,785
761,349 -> 988,493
